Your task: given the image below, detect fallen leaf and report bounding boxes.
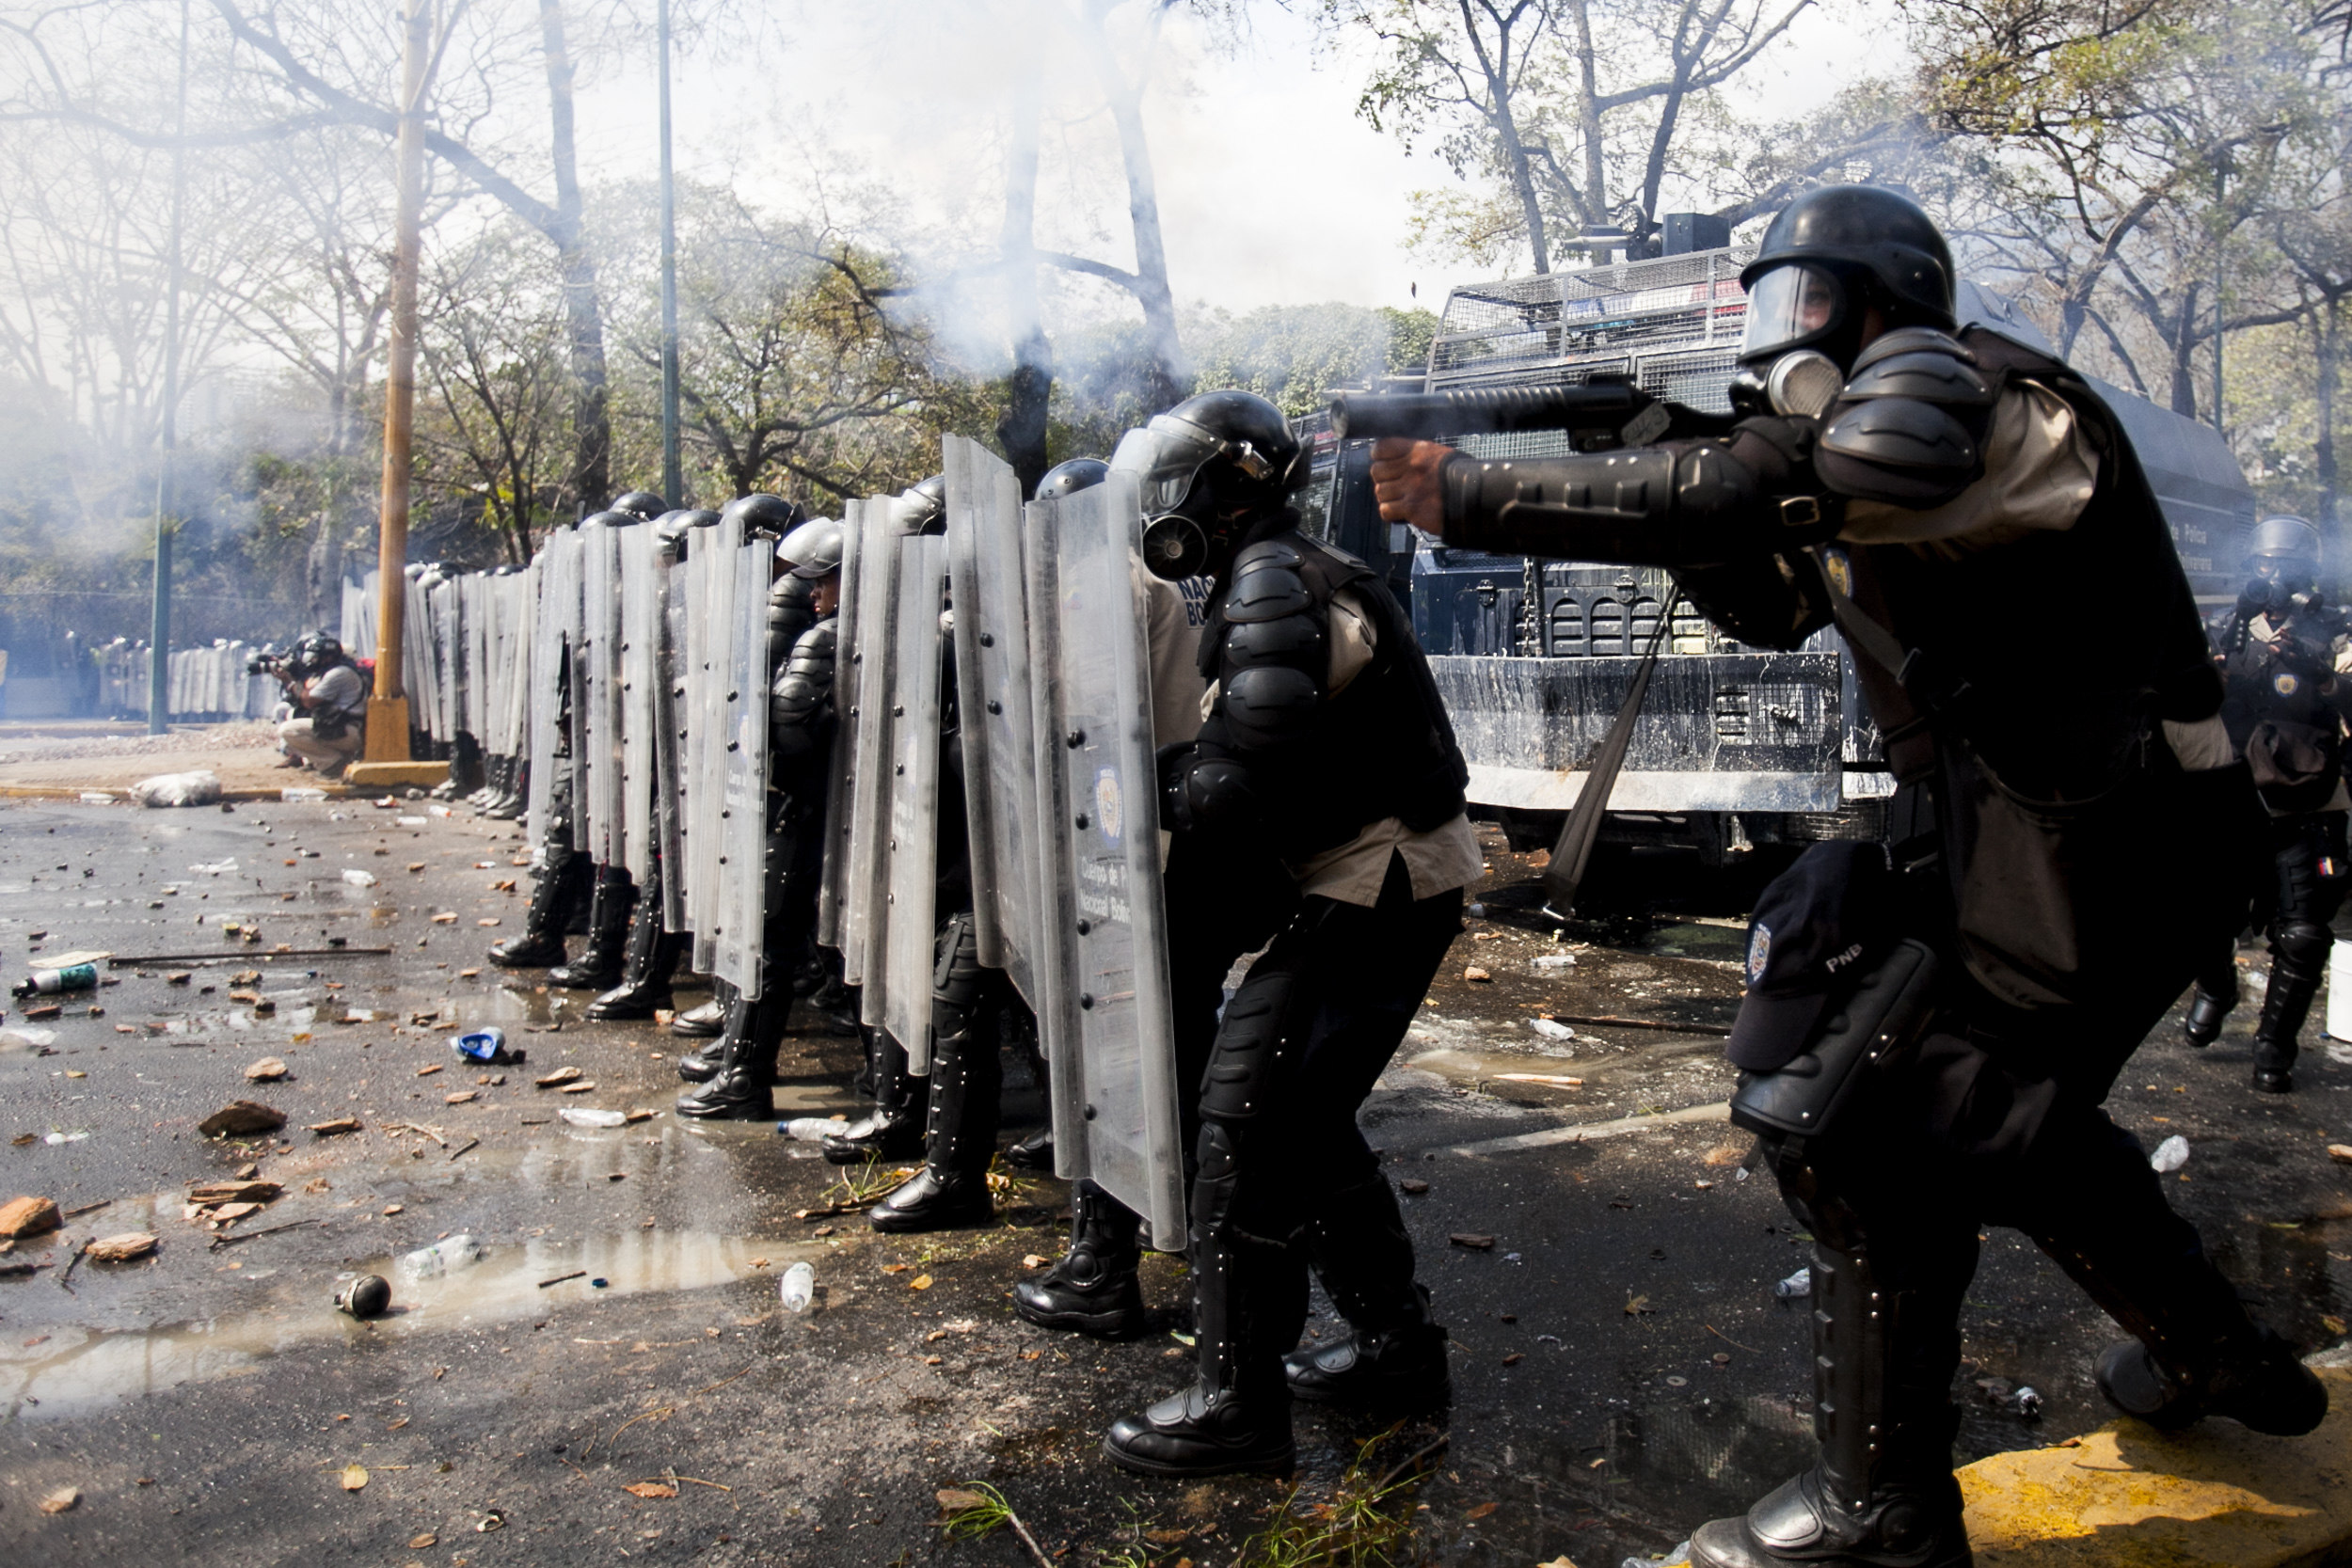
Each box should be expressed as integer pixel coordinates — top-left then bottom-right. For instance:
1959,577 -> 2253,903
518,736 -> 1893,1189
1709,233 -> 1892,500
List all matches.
245,1057 -> 288,1082
430,911 -> 457,924
1146,1527 -> 1189,1544
882,1261 -> 911,1274
444,1091 -> 476,1104
341,1465 -> 368,1491
39,1486 -> 78,1514
1501,1353 -> 1523,1367
86,1232 -> 158,1261
382,1205 -> 404,1216
407,1534 -> 437,1550
1465,1501 -> 1499,1520
936,1488 -> 988,1513
309,1117 -> 363,1136
622,1481 -> 676,1499
459,968 -> 482,978
1400,1179 -> 1430,1195
416,1064 -> 443,1077
1021,1254 -> 1049,1268
407,863 -> 426,873
533,1067 -> 581,1087
1449,1233 -> 1496,1250
1625,1293 -> 1653,1316
477,918 -> 501,927
557,1081 -> 596,1094
910,1274 -> 933,1291
2322,1314 -> 2346,1336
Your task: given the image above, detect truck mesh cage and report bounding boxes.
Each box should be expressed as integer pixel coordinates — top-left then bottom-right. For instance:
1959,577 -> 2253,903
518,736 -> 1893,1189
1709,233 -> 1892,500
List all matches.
1430,246 -> 1758,413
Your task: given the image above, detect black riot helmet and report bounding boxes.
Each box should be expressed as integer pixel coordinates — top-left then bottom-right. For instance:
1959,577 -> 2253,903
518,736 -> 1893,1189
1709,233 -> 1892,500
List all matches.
1036,456 -> 1109,500
293,631 -> 346,678
895,474 -> 947,534
779,517 -> 845,579
580,509 -> 637,531
611,490 -> 668,520
1111,390 -> 1309,581
1733,186 -> 1956,415
722,493 -> 807,540
2247,515 -> 2323,601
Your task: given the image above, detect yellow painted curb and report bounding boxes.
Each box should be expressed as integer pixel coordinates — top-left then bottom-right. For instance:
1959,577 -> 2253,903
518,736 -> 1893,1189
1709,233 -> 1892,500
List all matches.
342,761 -> 450,788
1959,1366 -> 2352,1566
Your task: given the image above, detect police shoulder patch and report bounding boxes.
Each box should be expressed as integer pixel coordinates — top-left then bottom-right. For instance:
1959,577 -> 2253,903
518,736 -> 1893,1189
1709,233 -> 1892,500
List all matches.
1746,922 -> 1772,986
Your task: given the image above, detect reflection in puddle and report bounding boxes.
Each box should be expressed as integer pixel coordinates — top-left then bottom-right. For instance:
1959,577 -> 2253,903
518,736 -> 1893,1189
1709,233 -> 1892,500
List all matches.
0,1227 -> 807,1418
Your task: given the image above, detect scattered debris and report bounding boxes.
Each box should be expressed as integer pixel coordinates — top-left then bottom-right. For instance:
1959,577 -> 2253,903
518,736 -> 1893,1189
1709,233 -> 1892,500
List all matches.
308,1117 -> 363,1137
38,1486 -> 78,1514
198,1101 -> 286,1139
2150,1134 -> 2191,1173
335,1275 -> 391,1318
85,1232 -> 157,1261
245,1057 -> 288,1082
1449,1233 -> 1496,1250
623,1481 -> 676,1499
340,1464 -> 368,1491
1463,966 -> 1491,983
1775,1267 -> 1813,1299
1528,1018 -> 1576,1041
534,1066 -> 582,1088
0,1196 -> 61,1238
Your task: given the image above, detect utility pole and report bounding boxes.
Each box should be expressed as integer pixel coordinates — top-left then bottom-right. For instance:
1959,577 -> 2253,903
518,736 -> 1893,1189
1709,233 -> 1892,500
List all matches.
657,0 -> 682,505
2212,162 -> 2226,434
366,0 -> 432,763
146,0 -> 191,736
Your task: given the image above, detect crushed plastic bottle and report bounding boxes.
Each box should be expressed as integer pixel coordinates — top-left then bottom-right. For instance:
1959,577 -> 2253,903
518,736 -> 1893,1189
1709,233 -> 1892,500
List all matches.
2011,1386 -> 2043,1420
279,786 -> 327,803
342,868 -> 378,888
1774,1266 -> 1813,1299
453,1027 -> 519,1065
14,963 -> 98,998
2150,1134 -> 2191,1173
560,1107 -> 627,1129
777,1117 -> 849,1142
780,1261 -> 815,1314
1529,1018 -> 1576,1041
399,1235 -> 480,1280
1531,953 -> 1577,971
396,816 -> 428,827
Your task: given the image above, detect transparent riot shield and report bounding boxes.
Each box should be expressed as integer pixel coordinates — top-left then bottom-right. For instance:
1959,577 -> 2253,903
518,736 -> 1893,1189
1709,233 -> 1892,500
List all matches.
815,507 -> 864,954
882,529 -> 947,1071
582,518 -> 627,865
618,526 -> 658,883
840,498 -> 903,998
527,533 -> 580,847
653,535 -> 689,930
1028,475 -> 1185,1250
944,436 -> 1043,1006
712,534 -> 774,992
687,513 -> 744,975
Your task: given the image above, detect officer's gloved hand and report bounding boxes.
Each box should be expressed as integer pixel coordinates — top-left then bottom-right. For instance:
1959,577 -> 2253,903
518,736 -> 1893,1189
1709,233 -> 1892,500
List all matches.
1155,742 -> 1200,834
1155,740 -> 1264,840
1719,415 -> 1820,496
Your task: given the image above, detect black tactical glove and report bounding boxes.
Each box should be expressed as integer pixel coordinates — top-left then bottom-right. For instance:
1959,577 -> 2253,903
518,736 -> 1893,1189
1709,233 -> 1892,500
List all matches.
1155,739 -> 1265,838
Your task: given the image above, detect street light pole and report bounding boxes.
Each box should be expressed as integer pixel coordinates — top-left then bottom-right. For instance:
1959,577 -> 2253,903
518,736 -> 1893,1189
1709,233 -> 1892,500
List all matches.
658,0 -> 681,505
146,0 -> 191,736
367,0 -> 433,763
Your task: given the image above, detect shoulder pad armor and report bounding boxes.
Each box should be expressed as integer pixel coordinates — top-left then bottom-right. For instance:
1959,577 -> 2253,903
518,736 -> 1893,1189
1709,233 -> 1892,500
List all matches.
1816,397 -> 1981,509
1223,541 -> 1314,624
1851,326 -> 1977,372
1839,349 -> 1994,411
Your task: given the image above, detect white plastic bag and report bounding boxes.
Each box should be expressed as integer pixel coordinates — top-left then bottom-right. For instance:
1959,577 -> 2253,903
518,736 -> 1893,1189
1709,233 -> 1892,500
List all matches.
131,769 -> 222,808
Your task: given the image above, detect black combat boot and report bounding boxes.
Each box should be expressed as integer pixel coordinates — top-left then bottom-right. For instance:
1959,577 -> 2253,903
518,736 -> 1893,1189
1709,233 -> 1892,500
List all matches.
822,1027 -> 928,1164
669,992 -> 728,1039
673,983 -> 737,1081
1104,1227 -> 1299,1478
548,866 -> 634,989
874,918 -> 999,1233
466,752 -> 500,809
2249,929 -> 2327,1093
1284,1177 -> 1450,1411
2183,974 -> 2234,1049
1014,1180 -> 1146,1336
486,842 -> 587,969
1006,1127 -> 1056,1171
2096,1325 -> 2328,1434
673,987 -> 786,1119
1689,1244 -> 1971,1568
485,755 -> 528,819
433,734 -> 482,800
588,852 -> 682,1021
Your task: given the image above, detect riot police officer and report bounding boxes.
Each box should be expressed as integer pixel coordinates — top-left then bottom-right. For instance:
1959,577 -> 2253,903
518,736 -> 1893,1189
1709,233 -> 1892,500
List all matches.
1098,391 -> 1478,1479
2183,515 -> 2352,1092
675,510 -> 839,1117
1372,182 -> 2325,1568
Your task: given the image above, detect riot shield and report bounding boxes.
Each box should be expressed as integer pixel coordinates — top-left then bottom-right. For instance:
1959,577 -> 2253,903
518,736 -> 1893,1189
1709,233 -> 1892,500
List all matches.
618,526 -> 658,883
653,534 -> 689,929
815,506 -> 864,953
580,518 -> 627,865
686,512 -> 744,975
840,498 -> 902,996
882,528 -> 947,1070
714,534 -> 774,994
527,532 -> 580,847
944,436 -> 1043,1005
1027,475 -> 1185,1250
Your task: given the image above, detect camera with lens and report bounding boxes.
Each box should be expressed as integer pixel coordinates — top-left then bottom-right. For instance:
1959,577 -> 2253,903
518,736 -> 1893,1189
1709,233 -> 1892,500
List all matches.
246,652 -> 289,677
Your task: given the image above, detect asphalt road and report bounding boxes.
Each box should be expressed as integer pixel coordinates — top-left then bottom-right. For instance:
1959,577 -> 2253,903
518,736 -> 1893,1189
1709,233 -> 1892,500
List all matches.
0,797 -> 2346,1568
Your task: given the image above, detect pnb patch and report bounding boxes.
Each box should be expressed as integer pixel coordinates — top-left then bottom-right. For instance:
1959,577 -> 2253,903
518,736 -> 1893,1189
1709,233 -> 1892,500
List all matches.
2276,672 -> 2302,698
1094,766 -> 1122,844
1746,922 -> 1772,986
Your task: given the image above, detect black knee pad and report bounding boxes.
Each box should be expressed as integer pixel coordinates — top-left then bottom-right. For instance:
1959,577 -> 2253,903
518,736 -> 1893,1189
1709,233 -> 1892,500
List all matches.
2272,918 -> 2332,971
1197,962 -> 1299,1121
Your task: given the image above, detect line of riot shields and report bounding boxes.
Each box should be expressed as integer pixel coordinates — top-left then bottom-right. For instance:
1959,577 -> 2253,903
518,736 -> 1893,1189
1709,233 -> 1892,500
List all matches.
384,454 -> 1187,1246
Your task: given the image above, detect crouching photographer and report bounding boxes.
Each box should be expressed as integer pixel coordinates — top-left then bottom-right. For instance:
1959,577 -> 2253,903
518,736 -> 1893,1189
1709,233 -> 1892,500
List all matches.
265,633 -> 367,778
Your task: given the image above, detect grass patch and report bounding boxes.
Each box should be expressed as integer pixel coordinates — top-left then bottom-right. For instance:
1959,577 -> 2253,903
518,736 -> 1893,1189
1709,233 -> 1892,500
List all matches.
1235,1426 -> 1442,1568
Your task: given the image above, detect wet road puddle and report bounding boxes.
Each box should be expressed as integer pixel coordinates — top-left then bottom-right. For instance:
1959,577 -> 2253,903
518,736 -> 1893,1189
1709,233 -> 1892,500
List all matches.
0,1227 -> 810,1418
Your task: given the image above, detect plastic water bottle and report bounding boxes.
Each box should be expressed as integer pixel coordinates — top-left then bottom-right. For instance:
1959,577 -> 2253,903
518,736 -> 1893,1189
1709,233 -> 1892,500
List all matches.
2150,1134 -> 2191,1173
399,1235 -> 479,1281
560,1107 -> 627,1129
1774,1266 -> 1813,1299
1529,1017 -> 1575,1041
780,1261 -> 815,1314
13,963 -> 98,998
777,1117 -> 847,1142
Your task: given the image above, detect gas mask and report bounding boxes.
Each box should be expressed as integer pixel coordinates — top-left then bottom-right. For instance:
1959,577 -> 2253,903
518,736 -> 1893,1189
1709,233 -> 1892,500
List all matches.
1730,262 -> 1857,420
1111,420 -> 1285,582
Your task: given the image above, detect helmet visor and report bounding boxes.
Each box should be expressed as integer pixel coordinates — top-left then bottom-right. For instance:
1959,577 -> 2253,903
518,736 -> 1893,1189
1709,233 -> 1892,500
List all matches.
1740,263 -> 1846,359
1111,420 -> 1221,520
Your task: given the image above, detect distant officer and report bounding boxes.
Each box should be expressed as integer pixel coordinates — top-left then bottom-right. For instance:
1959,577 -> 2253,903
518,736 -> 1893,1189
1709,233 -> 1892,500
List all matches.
271,632 -> 368,778
1372,183 -> 2325,1568
1101,391 -> 1476,1478
675,512 -> 841,1117
2184,515 -> 2352,1092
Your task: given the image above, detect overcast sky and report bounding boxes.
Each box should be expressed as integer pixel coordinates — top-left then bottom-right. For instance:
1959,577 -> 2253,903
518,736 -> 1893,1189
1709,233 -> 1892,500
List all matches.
565,0 -> 1883,320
